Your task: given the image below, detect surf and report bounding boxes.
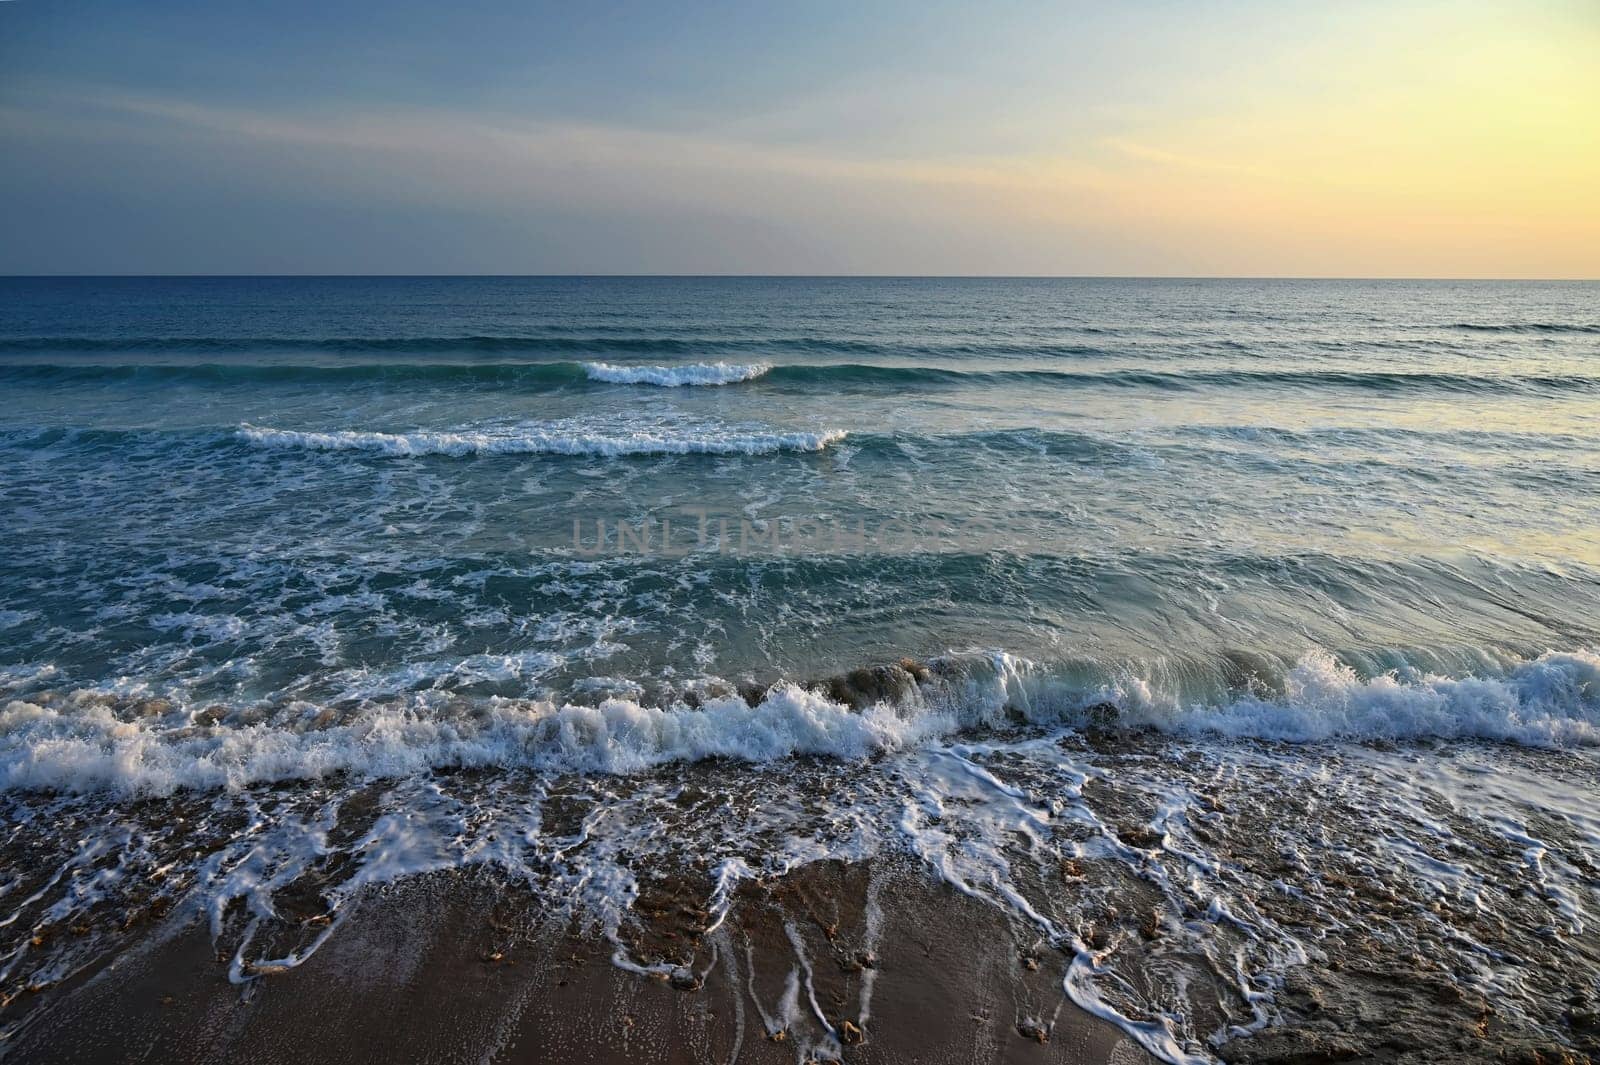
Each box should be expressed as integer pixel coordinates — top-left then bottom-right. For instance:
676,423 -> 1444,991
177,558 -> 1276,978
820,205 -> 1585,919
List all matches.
234,419 -> 846,457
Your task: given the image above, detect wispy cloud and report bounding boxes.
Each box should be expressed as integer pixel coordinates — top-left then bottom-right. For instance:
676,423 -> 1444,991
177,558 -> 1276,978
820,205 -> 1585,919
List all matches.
72,90 -> 1118,204
1103,137 -> 1278,179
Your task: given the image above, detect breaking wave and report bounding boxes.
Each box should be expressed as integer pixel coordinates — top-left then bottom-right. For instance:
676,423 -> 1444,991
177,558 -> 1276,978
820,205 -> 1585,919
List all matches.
583,361 -> 770,386
234,420 -> 846,457
3,648 -> 1597,797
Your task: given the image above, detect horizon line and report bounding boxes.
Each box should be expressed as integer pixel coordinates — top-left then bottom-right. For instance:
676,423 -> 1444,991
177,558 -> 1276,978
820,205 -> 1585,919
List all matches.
4,273 -> 1598,283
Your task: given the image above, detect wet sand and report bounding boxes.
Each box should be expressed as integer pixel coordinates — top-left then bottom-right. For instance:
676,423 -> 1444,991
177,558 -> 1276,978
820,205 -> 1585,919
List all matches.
5,736 -> 1600,1064
5,861 -> 1153,1065
12,849 -> 1596,1064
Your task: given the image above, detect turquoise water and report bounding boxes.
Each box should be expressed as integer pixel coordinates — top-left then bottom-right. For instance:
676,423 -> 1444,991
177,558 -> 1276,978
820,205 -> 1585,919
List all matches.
2,277 -> 1598,746
5,277 -> 1600,1061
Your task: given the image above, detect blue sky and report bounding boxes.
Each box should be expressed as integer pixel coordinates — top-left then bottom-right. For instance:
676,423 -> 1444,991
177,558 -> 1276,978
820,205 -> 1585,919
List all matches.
2,0 -> 1596,275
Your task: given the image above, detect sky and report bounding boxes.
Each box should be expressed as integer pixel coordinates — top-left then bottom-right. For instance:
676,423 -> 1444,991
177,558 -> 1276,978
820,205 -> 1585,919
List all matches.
1,0 -> 1596,276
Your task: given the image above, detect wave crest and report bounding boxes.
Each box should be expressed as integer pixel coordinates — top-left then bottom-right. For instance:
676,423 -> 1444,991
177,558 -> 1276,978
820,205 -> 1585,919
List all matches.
583,361 -> 770,386
234,420 -> 845,457
3,648 -> 1598,797
1101,648 -> 1600,745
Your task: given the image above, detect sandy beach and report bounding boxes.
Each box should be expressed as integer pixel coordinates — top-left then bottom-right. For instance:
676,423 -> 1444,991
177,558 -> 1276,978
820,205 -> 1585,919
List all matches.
6,737 -> 1598,1065
10,857 -> 1156,1065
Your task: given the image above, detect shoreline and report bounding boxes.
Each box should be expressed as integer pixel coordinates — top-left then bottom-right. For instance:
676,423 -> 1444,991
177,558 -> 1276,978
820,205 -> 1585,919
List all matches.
6,860 -> 1155,1065
7,814 -> 1597,1064
4,675 -> 1599,1063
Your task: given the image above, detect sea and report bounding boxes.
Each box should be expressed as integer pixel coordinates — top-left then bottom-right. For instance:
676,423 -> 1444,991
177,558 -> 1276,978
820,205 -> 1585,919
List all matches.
2,276 -> 1598,1061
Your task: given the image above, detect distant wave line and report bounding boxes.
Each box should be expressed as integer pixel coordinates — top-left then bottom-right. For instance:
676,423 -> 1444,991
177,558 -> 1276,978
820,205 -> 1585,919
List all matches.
4,359 -> 1600,396
1,316 -> 1594,356
233,422 -> 847,457
582,361 -> 770,386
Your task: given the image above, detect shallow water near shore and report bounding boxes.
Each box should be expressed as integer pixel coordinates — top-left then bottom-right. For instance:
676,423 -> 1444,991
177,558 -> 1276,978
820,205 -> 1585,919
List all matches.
2,277 -> 1599,1061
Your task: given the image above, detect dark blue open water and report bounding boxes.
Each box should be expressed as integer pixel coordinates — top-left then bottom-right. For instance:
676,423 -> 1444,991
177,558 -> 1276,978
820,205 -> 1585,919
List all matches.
3,277 -> 1598,740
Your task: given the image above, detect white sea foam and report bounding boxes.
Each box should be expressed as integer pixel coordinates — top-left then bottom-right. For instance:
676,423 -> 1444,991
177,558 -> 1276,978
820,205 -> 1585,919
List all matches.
235,419 -> 845,457
1106,648 -> 1600,746
0,684 -> 953,796
2,649 -> 1598,798
7,666 -> 1600,1063
583,361 -> 770,386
